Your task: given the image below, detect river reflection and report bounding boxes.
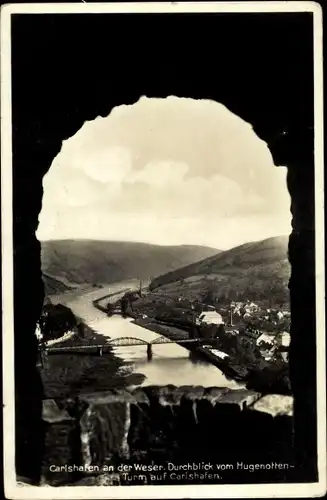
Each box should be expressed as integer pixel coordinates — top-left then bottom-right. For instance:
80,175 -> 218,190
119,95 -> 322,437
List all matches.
54,284 -> 243,390
131,355 -> 241,388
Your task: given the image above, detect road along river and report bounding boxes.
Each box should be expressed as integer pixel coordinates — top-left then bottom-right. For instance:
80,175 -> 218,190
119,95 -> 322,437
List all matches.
51,281 -> 243,389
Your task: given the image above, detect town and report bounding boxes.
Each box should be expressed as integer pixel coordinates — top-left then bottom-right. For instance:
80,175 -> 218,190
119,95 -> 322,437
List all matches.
115,287 -> 291,391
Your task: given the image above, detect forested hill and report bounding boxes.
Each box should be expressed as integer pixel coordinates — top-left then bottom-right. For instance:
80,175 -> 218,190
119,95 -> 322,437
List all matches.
41,239 -> 220,289
149,236 -> 290,306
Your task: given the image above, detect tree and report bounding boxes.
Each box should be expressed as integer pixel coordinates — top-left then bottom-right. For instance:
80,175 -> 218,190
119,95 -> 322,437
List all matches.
40,303 -> 77,341
202,286 -> 216,306
199,323 -> 218,340
106,302 -> 113,316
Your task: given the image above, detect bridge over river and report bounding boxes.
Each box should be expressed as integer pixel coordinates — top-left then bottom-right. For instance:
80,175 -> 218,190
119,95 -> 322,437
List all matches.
50,282 -> 242,389
44,335 -> 214,361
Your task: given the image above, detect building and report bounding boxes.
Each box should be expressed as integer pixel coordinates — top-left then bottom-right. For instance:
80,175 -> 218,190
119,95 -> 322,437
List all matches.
275,331 -> 291,348
281,351 -> 289,363
256,333 -> 275,348
197,310 -> 224,326
244,302 -> 260,314
243,327 -> 261,340
261,347 -> 276,361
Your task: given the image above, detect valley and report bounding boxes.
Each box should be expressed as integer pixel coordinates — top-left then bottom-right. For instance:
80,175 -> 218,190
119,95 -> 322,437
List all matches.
38,235 -> 291,396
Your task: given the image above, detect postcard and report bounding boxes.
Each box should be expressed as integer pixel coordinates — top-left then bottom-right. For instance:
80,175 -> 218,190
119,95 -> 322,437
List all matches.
1,2 -> 325,498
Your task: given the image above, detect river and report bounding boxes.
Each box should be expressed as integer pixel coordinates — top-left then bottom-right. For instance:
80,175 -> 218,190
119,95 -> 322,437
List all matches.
51,281 -> 242,389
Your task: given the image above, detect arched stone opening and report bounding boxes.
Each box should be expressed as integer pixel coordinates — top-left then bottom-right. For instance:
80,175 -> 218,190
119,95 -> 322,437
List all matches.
38,96 -> 291,248
11,11 -> 317,484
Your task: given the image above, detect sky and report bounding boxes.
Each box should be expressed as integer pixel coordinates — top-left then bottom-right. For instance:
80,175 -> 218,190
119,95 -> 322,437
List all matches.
37,96 -> 291,250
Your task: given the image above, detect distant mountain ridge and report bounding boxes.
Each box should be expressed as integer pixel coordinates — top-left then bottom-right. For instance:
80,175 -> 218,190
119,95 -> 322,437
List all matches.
149,236 -> 290,306
41,239 -> 220,292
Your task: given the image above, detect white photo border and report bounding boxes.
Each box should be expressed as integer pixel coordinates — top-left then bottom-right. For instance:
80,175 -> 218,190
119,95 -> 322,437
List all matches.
1,2 -> 325,499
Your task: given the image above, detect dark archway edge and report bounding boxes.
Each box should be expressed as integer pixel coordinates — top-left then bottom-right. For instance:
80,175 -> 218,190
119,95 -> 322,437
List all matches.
11,12 -> 317,483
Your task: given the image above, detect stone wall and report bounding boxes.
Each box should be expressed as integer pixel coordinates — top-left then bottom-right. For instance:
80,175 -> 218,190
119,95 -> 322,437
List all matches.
41,386 -> 294,486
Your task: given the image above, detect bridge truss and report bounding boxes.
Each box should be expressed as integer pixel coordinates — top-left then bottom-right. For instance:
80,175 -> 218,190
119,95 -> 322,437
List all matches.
107,335 -> 203,347
42,335 -> 206,354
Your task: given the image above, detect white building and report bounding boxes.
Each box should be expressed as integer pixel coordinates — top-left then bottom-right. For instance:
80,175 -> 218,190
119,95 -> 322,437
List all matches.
256,333 -> 275,347
197,310 -> 224,326
244,302 -> 260,314
278,331 -> 291,348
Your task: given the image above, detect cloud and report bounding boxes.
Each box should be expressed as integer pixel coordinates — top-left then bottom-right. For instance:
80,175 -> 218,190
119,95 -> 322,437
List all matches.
81,147 -> 133,183
37,96 -> 291,248
128,160 -> 189,187
111,168 -> 245,219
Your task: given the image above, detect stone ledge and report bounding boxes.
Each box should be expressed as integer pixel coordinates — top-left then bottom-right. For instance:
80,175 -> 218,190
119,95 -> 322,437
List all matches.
42,386 -> 294,423
77,386 -> 292,413
249,394 -> 293,417
41,387 -> 294,486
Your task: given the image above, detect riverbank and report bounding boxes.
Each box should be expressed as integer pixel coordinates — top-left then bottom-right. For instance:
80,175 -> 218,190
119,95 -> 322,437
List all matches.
40,320 -> 145,401
133,316 -> 291,394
